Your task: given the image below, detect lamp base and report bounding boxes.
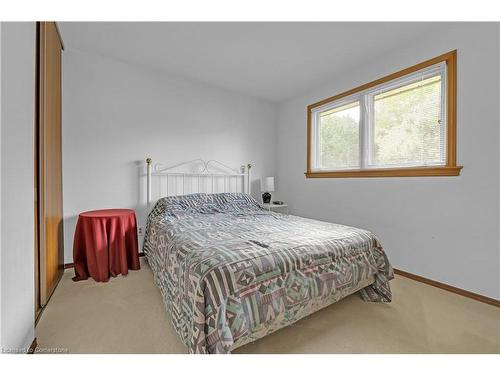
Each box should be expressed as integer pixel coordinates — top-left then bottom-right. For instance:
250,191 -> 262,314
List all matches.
262,192 -> 271,204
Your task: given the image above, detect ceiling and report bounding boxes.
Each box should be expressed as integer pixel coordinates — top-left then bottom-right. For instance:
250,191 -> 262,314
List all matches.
58,22 -> 448,102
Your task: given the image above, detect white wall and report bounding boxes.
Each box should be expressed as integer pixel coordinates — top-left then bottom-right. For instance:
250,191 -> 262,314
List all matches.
62,50 -> 278,263
276,23 -> 500,299
0,22 -> 35,352
0,20 -> 3,348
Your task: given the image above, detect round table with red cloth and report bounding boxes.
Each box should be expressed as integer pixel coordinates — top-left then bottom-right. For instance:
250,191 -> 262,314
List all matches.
72,209 -> 140,282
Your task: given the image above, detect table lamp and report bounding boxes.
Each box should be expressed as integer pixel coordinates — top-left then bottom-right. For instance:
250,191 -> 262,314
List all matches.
260,177 -> 275,204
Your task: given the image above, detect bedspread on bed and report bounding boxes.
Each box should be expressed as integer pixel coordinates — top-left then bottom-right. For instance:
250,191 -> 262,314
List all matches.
143,193 -> 393,354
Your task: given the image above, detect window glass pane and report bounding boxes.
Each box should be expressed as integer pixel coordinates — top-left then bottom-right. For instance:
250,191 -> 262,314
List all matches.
371,75 -> 444,167
317,101 -> 360,170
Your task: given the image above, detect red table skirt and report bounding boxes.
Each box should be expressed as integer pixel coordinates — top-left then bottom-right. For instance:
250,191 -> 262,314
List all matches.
73,209 -> 140,282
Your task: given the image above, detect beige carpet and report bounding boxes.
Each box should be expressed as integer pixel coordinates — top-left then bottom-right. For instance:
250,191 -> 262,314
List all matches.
36,258 -> 500,354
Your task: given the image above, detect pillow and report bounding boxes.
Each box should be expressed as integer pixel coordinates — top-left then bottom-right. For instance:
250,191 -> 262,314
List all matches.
212,193 -> 261,212
148,193 -> 261,221
149,193 -> 220,219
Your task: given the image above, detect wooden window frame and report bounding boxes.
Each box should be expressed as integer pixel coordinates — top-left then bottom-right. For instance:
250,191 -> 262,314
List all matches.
305,50 -> 462,178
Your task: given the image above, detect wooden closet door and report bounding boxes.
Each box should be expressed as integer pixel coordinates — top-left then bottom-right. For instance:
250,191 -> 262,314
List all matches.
38,22 -> 64,306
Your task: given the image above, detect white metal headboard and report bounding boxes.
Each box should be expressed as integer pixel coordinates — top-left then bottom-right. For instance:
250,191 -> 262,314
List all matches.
146,158 -> 252,207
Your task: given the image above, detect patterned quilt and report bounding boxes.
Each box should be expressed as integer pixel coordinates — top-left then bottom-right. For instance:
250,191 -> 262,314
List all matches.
143,193 -> 393,354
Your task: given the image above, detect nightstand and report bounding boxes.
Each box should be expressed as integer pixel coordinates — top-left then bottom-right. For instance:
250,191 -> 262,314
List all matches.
261,203 -> 289,214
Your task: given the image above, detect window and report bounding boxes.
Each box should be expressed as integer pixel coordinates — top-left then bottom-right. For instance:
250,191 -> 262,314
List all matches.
306,50 -> 461,178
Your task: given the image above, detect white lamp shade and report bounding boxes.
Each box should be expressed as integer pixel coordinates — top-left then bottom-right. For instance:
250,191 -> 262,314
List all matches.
260,177 -> 275,192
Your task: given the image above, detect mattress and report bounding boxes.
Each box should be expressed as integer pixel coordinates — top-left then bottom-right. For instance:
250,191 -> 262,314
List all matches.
143,193 -> 393,353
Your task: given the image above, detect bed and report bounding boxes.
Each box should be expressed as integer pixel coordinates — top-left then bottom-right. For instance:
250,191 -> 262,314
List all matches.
142,160 -> 393,354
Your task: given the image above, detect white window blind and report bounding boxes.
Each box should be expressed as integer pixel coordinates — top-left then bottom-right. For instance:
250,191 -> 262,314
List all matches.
311,62 -> 447,172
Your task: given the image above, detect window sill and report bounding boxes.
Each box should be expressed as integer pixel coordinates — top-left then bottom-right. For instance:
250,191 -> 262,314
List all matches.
305,165 -> 463,178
